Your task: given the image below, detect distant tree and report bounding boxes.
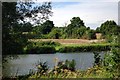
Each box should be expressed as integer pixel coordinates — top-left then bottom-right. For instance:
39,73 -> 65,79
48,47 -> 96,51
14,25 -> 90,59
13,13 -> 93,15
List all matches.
66,17 -> 86,38
86,27 -> 90,30
48,28 -> 61,39
99,20 -> 119,35
88,30 -> 96,39
20,22 -> 33,32
77,27 -> 87,38
96,27 -> 100,33
41,20 -> 54,34
83,29 -> 96,39
67,17 -> 85,29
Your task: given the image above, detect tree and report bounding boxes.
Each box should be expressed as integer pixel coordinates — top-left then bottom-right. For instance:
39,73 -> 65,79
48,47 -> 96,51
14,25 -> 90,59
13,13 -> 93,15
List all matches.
99,20 -> 119,36
41,20 -> 54,34
76,27 -> 87,38
68,17 -> 85,28
83,29 -> 96,39
66,17 -> 86,38
2,2 -> 52,55
88,30 -> 96,39
2,2 -> 25,55
48,28 -> 61,39
20,22 -> 33,32
96,27 -> 100,33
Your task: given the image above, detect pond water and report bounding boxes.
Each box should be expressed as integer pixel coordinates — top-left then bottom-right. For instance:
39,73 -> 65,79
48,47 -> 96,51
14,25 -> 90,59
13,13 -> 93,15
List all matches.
3,52 -> 105,77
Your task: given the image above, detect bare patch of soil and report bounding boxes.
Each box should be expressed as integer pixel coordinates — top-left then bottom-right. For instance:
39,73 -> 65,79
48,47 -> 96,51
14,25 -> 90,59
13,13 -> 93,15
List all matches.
29,39 -> 105,44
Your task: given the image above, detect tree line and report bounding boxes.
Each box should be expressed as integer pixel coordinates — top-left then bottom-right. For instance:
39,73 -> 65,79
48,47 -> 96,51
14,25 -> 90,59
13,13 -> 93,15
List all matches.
24,17 -> 120,40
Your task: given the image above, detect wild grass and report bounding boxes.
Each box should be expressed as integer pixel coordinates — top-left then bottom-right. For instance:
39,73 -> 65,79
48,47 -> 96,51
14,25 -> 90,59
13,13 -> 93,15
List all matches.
29,64 -> 112,79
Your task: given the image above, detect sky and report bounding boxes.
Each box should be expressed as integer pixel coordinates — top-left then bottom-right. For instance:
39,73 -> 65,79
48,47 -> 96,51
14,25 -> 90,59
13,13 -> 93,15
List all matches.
48,1 -> 119,29
24,0 -> 119,29
119,1 -> 120,25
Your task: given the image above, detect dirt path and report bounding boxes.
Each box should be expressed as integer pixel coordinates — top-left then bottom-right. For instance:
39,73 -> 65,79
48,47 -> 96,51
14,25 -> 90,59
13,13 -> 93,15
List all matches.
29,39 -> 105,44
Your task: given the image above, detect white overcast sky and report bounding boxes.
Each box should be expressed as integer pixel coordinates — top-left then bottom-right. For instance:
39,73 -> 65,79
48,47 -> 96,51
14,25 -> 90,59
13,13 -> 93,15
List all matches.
32,0 -> 119,29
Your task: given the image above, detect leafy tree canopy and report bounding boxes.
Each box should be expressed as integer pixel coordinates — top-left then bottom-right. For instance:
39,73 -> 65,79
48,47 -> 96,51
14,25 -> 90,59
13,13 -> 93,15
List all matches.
2,1 -> 52,55
41,20 -> 54,34
67,17 -> 85,29
97,20 -> 120,35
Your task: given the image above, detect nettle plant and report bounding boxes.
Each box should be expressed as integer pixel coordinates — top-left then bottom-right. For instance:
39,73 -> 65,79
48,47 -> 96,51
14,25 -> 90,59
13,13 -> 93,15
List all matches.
93,52 -> 102,67
36,61 -> 49,75
103,35 -> 120,77
104,48 -> 120,70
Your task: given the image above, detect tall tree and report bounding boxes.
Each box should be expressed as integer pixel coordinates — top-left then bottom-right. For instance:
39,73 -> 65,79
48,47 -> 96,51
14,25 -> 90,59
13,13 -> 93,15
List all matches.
20,22 -> 33,32
67,17 -> 85,29
48,28 -> 61,39
2,2 -> 24,55
98,20 -> 120,35
41,20 -> 54,34
2,2 -> 52,55
66,17 -> 85,38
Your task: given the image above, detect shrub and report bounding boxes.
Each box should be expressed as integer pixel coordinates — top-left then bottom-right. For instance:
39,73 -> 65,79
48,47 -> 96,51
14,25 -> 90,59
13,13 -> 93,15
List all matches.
58,45 -> 111,53
54,59 -> 76,72
103,35 -> 120,77
26,46 -> 56,54
31,41 -> 61,47
103,48 -> 120,77
36,61 -> 49,75
24,41 -> 61,54
40,41 -> 61,46
93,52 -> 102,66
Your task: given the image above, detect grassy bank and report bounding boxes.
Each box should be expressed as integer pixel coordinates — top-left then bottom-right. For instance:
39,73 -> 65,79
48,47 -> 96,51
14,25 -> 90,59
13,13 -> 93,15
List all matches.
25,41 -> 118,53
58,43 -> 119,53
24,41 -> 60,54
2,66 -> 115,79
29,66 -> 112,78
2,65 -> 113,79
25,46 -> 56,54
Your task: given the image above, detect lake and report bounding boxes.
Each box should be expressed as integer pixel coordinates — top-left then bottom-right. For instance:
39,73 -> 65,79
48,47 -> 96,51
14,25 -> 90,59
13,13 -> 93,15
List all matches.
3,52 -> 105,77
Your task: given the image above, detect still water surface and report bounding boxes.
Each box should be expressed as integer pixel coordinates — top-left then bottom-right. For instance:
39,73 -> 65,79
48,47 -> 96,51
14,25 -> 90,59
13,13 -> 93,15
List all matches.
3,52 -> 105,77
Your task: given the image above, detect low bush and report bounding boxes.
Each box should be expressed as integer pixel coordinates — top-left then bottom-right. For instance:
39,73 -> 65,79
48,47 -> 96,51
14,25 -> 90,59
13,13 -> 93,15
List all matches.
24,41 -> 61,54
29,61 -> 112,79
37,41 -> 61,46
93,52 -> 102,66
103,48 -> 120,77
58,45 -> 112,53
26,46 -> 56,54
28,41 -> 61,47
36,61 -> 49,75
53,59 -> 76,73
